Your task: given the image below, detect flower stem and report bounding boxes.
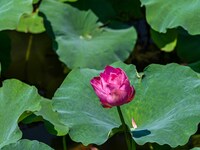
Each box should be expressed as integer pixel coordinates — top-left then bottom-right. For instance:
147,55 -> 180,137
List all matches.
25,34 -> 33,62
117,106 -> 135,150
24,34 -> 33,82
62,135 -> 67,150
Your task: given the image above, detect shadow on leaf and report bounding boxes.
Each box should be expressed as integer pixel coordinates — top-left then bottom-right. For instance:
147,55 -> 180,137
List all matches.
132,129 -> 151,138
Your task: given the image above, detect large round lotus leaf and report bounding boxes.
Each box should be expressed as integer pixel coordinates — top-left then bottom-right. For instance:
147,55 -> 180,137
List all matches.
35,99 -> 69,136
52,61 -> 200,147
140,0 -> 200,35
52,67 -> 122,145
2,139 -> 53,150
0,79 -> 42,148
0,0 -> 33,31
39,0 -> 137,69
124,63 -> 200,147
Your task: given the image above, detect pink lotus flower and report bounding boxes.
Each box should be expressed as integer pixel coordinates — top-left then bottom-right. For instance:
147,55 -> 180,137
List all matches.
90,66 -> 135,108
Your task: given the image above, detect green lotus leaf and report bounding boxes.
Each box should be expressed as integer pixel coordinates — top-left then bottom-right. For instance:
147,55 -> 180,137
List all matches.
52,65 -> 125,145
191,148 -> 200,150
52,62 -> 200,147
35,99 -> 69,136
2,139 -> 53,150
17,11 -> 45,34
125,63 -> 200,147
33,0 -> 40,4
39,0 -> 137,69
0,79 -> 42,148
0,0 -> 33,31
140,0 -> 200,35
150,29 -> 177,52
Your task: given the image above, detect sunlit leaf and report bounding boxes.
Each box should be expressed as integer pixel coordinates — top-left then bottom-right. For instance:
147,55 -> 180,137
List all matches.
150,29 -> 177,52
17,10 -> 45,34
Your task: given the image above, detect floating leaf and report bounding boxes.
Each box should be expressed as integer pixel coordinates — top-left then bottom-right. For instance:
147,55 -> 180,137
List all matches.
40,0 -> 137,69
2,139 -> 53,150
140,0 -> 200,35
0,0 -> 33,31
0,79 -> 42,148
17,10 -> 45,34
52,67 -> 122,145
52,62 -> 200,147
35,99 -> 69,136
125,63 -> 200,147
